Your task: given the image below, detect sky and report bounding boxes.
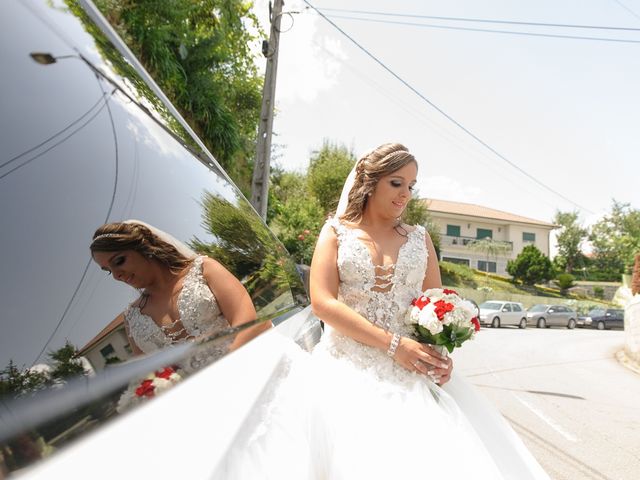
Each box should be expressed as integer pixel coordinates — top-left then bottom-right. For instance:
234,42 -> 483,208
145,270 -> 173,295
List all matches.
252,0 -> 640,230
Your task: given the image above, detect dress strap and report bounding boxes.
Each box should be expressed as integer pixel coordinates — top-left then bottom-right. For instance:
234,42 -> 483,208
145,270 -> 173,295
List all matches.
326,217 -> 348,241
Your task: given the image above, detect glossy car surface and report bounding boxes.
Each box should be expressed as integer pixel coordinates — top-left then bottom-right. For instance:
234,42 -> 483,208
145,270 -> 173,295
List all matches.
526,304 -> 578,329
0,0 -> 313,475
479,301 -> 527,328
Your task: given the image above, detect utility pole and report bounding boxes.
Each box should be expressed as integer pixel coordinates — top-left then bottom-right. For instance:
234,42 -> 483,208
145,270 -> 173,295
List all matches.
251,0 -> 284,220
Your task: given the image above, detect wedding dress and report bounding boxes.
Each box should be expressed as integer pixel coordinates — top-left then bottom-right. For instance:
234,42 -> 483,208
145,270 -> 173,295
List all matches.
124,255 -> 231,371
215,219 -> 509,479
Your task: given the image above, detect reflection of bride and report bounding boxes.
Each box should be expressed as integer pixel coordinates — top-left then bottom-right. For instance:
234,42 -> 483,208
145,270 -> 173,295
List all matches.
90,220 -> 262,367
216,143 -> 548,479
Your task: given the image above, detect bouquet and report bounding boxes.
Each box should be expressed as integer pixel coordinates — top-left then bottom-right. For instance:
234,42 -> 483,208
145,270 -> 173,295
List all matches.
116,366 -> 182,413
405,288 -> 480,354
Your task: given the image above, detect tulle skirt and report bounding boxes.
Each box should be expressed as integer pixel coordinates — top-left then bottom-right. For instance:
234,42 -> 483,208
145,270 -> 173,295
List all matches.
213,335 -> 508,479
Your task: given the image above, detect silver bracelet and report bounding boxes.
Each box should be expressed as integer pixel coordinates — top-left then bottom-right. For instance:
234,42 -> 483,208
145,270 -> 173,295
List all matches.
386,333 -> 401,357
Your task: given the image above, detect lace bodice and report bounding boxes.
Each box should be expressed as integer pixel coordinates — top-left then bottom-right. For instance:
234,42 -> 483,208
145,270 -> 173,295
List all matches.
124,256 -> 230,364
316,218 -> 429,382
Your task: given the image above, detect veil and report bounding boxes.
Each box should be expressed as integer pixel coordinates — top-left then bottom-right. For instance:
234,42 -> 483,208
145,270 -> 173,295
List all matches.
124,219 -> 198,260
334,164 -> 358,219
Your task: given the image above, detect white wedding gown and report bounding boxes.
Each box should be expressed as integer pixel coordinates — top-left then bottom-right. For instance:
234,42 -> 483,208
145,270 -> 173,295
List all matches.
214,219 -> 537,479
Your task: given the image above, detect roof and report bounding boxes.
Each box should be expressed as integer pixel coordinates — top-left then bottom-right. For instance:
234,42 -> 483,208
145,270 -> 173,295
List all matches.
78,314 -> 125,355
423,198 -> 557,228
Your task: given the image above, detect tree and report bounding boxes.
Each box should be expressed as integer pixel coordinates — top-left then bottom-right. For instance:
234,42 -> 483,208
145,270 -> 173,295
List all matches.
589,200 -> 640,276
405,195 -> 440,258
48,341 -> 86,381
0,360 -> 48,398
507,245 -> 554,286
554,273 -> 576,294
468,238 -> 511,273
307,141 -> 356,215
553,211 -> 588,273
91,0 -> 264,192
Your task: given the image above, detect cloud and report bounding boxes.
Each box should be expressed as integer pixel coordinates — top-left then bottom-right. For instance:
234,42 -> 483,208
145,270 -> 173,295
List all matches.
416,175 -> 483,204
253,0 -> 347,104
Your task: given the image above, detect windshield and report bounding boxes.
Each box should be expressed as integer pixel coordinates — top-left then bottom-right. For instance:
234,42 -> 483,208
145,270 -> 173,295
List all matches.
588,309 -> 606,317
480,302 -> 502,310
529,304 -> 549,312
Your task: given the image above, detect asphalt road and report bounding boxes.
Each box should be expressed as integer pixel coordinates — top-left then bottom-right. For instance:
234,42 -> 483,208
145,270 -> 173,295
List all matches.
454,326 -> 640,480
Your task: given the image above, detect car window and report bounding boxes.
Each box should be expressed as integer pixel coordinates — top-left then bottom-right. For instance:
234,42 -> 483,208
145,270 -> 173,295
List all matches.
503,304 -> 512,312
529,304 -> 549,312
511,304 -> 523,312
589,309 -> 606,317
480,302 -> 503,310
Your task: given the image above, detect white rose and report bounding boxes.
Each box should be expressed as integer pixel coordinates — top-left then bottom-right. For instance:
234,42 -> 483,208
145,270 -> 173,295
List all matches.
418,305 -> 443,334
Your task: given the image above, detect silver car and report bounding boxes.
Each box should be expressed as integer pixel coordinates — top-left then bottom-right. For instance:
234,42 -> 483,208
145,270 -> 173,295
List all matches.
526,304 -> 578,329
479,301 -> 527,328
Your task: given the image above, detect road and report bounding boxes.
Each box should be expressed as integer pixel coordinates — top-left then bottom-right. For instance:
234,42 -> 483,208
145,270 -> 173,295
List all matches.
454,326 -> 640,480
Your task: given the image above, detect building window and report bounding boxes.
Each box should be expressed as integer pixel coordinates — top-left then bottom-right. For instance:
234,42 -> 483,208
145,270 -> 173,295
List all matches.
476,228 -> 493,240
446,224 -> 461,237
477,260 -> 497,272
443,257 -> 470,266
523,232 -> 536,242
100,344 -> 115,360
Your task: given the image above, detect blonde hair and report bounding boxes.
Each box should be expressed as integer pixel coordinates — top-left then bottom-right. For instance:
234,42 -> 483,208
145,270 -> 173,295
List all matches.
340,143 -> 417,222
90,222 -> 192,274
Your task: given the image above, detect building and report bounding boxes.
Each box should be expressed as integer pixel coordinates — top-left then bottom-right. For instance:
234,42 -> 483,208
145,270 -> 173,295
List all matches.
424,198 -> 557,276
77,314 -> 132,371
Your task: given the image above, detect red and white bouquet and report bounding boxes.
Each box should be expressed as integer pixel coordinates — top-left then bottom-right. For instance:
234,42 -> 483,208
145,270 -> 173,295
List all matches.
116,366 -> 182,413
405,288 -> 480,354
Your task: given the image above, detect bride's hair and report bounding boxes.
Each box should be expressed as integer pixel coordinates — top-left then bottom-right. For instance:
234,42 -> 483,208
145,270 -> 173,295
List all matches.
340,143 -> 417,222
90,222 -> 192,274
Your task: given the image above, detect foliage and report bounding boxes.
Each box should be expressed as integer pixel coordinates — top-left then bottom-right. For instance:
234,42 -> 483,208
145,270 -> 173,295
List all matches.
553,211 -> 588,273
507,244 -> 554,286
593,286 -> 605,299
554,273 -> 576,293
307,141 -> 356,214
405,195 -> 440,257
48,341 -> 85,381
589,200 -> 640,275
439,261 -> 477,288
468,238 -> 511,272
0,360 -> 49,398
92,0 -> 264,192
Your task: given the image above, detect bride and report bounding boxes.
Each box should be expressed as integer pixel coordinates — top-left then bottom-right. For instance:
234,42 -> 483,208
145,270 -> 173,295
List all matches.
306,143 -> 518,479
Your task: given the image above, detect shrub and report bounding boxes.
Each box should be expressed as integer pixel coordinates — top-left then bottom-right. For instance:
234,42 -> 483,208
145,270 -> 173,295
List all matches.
507,245 -> 554,286
554,273 -> 576,292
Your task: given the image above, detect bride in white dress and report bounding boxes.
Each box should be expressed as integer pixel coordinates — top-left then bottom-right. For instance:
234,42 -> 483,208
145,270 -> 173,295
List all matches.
306,143 -> 529,479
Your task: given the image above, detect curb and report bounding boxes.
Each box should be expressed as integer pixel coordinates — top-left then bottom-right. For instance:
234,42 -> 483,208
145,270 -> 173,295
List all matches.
616,349 -> 640,375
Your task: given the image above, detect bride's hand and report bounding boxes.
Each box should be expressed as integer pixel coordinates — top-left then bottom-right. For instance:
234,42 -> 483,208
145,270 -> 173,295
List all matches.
395,337 -> 449,376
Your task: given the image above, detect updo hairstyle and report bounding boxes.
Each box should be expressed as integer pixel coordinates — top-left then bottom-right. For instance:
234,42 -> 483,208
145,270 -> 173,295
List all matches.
340,143 -> 417,222
90,222 -> 192,274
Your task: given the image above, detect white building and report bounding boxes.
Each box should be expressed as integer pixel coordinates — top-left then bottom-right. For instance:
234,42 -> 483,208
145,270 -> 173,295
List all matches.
424,199 -> 557,276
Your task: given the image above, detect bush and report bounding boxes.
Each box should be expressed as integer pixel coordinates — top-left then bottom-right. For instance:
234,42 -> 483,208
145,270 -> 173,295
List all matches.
554,273 -> 576,292
440,261 -> 477,287
507,245 -> 554,286
593,286 -> 605,299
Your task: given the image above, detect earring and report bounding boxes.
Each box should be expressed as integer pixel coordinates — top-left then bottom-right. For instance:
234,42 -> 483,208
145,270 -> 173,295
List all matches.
367,192 -> 372,197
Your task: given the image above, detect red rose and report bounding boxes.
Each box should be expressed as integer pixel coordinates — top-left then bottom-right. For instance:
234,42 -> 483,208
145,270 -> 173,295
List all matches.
135,379 -> 155,397
412,296 -> 430,309
156,367 -> 174,379
443,288 -> 458,296
433,300 -> 454,320
471,317 -> 481,332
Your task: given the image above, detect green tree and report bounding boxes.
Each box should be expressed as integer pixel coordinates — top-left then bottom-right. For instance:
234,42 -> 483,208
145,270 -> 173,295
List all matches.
553,211 -> 588,273
405,195 -> 440,258
468,238 -> 511,273
307,141 -> 356,215
92,0 -> 264,191
48,341 -> 85,381
589,201 -> 640,276
0,360 -> 49,398
554,273 -> 576,294
507,245 -> 554,286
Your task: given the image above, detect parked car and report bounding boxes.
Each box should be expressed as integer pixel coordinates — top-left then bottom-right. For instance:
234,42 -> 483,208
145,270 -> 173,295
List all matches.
526,304 -> 578,329
585,308 -> 625,330
478,301 -> 527,328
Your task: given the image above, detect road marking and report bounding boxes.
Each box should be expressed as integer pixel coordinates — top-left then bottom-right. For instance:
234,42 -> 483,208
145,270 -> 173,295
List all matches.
511,392 -> 578,443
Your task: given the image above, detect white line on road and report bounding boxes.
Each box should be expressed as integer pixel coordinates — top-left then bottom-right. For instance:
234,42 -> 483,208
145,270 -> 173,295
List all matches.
511,392 -> 578,443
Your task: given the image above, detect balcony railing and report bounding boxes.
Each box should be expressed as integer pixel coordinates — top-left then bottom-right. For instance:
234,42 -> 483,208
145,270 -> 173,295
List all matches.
441,235 -> 513,250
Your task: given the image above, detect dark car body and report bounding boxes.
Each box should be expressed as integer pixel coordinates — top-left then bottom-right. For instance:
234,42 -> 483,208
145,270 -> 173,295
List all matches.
587,308 -> 625,330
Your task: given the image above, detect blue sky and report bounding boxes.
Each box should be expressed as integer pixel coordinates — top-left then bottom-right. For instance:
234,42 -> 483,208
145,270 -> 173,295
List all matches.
253,0 -> 640,229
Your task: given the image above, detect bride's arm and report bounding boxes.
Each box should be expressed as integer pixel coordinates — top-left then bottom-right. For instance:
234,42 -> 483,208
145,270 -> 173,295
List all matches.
310,223 -> 447,374
422,230 -> 443,291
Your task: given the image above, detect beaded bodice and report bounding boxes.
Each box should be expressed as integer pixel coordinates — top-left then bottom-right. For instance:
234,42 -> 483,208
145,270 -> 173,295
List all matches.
124,256 -> 228,356
316,218 -> 428,381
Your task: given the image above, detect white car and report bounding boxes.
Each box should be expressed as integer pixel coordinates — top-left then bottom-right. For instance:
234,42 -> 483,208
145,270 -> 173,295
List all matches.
479,301 -> 527,329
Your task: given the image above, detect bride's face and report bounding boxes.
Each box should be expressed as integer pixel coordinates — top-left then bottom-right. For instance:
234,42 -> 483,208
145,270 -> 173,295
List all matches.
369,161 -> 417,219
92,249 -> 153,289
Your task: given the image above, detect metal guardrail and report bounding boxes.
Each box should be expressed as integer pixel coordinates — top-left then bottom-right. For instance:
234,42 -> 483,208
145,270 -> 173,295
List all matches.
441,235 -> 513,250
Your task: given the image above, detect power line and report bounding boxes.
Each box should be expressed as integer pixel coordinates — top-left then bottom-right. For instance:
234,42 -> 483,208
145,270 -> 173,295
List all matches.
303,0 -> 593,214
325,14 -> 640,45
613,0 -> 640,23
319,7 -> 640,32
